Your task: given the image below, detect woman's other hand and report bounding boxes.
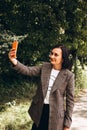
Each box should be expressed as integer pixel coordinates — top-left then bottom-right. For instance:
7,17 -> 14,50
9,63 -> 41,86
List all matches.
8,49 -> 17,65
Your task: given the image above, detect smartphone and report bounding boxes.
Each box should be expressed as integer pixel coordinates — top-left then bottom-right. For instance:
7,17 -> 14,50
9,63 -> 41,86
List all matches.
12,41 -> 18,58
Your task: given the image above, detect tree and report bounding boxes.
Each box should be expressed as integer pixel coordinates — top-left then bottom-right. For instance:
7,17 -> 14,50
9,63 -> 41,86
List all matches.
65,0 -> 87,68
0,0 -> 87,74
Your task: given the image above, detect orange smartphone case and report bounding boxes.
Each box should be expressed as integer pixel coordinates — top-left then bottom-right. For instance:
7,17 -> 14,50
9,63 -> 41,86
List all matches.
12,41 -> 18,58
12,41 -> 18,51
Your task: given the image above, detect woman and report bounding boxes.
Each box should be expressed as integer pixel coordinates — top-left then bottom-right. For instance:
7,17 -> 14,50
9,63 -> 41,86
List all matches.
8,44 -> 75,130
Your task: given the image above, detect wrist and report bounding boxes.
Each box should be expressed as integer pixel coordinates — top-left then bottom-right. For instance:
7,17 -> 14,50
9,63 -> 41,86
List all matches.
11,59 -> 17,66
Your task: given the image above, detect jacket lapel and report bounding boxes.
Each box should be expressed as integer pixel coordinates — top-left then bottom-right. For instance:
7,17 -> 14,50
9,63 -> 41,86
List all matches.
51,69 -> 67,93
41,63 -> 52,98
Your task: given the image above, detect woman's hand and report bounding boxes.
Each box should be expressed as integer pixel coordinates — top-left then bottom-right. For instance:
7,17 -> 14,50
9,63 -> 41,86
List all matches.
64,127 -> 70,130
8,49 -> 17,65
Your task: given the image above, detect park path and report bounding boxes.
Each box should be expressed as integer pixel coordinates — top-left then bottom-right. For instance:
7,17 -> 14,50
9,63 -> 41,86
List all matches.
70,89 -> 87,130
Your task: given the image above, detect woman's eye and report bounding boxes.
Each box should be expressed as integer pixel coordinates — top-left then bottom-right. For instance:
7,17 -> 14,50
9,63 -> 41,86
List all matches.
50,52 -> 59,57
54,53 -> 58,56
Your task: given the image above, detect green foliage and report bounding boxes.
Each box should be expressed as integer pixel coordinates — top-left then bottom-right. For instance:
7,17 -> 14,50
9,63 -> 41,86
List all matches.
0,72 -> 37,102
73,59 -> 87,95
65,0 -> 87,62
0,0 -> 87,88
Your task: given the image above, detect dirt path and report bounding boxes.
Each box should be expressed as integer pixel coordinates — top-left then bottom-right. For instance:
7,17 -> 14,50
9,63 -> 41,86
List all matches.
71,89 -> 87,130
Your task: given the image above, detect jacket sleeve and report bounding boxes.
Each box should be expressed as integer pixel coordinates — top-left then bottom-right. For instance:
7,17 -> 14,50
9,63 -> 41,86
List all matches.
64,73 -> 75,128
12,61 -> 42,76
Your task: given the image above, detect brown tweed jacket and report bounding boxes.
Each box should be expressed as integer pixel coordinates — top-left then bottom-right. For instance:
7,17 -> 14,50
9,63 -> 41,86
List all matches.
13,61 -> 75,130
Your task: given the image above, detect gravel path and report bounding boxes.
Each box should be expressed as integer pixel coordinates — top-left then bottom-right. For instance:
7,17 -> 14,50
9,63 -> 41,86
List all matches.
71,89 -> 87,130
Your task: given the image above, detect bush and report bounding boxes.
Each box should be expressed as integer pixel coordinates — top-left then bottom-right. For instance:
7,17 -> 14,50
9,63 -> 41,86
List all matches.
74,60 -> 86,95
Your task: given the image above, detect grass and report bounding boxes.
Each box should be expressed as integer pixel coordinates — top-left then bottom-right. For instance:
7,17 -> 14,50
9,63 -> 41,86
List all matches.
0,99 -> 33,130
0,81 -> 36,130
74,65 -> 87,97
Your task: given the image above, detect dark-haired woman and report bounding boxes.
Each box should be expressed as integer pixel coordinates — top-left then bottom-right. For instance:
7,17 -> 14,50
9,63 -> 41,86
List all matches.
8,44 -> 75,130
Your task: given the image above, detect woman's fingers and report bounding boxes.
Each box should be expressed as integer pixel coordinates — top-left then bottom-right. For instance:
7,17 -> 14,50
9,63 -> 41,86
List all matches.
9,49 -> 17,59
8,49 -> 17,65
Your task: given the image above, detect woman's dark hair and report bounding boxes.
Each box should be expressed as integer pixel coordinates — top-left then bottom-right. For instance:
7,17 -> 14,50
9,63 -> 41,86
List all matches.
51,44 -> 70,69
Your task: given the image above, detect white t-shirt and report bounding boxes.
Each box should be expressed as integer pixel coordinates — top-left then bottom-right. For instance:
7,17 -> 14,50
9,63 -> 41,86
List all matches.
44,68 -> 60,104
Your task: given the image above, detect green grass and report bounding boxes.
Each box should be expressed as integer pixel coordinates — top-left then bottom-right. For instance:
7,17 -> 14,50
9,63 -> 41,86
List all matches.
0,99 -> 33,130
0,81 -> 36,130
74,65 -> 87,96
83,65 -> 87,88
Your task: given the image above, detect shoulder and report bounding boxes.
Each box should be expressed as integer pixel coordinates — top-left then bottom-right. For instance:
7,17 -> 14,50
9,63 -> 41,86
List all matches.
41,62 -> 51,68
40,62 -> 52,72
66,69 -> 75,78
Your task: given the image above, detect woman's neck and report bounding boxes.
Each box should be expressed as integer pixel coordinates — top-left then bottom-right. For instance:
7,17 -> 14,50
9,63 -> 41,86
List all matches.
52,65 -> 62,70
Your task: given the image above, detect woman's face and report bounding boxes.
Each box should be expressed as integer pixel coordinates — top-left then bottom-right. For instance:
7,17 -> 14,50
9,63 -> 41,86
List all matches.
49,48 -> 63,69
